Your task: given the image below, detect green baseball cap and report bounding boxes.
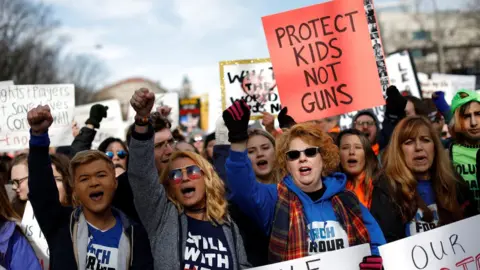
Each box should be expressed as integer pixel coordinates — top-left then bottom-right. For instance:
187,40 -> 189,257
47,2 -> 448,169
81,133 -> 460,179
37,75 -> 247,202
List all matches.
450,89 -> 480,115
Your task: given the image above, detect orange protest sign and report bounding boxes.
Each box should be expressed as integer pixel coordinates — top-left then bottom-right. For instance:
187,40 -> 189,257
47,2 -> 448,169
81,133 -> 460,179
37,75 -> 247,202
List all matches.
262,0 -> 385,123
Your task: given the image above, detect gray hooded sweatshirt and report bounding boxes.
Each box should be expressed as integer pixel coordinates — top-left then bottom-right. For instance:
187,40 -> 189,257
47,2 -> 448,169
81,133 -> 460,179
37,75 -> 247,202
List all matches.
128,128 -> 250,270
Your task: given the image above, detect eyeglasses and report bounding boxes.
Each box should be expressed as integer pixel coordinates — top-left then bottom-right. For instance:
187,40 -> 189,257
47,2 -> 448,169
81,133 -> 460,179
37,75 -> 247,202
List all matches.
286,147 -> 320,161
155,138 -> 177,150
168,165 -> 203,184
105,150 -> 128,159
9,176 -> 28,189
355,121 -> 376,127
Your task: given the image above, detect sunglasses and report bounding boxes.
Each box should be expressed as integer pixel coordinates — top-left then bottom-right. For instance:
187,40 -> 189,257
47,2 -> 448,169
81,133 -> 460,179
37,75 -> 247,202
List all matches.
168,165 -> 203,184
105,150 -> 128,159
286,147 -> 320,161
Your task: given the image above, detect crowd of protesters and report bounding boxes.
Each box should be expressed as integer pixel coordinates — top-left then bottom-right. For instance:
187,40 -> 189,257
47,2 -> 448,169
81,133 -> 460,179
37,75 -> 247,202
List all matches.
0,84 -> 478,270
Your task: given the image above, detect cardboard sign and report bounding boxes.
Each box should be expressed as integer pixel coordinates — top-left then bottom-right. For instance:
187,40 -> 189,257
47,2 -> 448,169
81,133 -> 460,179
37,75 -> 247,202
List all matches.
262,0 -> 385,123
180,97 -> 202,133
127,92 -> 179,129
385,50 -> 422,98
220,58 -> 282,120
432,73 -> 477,92
0,84 -> 75,151
21,201 -> 49,270
249,244 -> 371,270
380,215 -> 480,270
74,99 -> 125,149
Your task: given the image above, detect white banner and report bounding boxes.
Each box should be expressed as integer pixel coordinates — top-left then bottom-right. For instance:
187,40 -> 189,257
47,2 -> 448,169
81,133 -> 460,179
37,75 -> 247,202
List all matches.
385,51 -> 421,98
249,244 -> 371,270
75,99 -> 125,149
380,215 -> 480,270
127,92 -> 179,129
21,201 -> 49,270
0,81 -> 13,86
220,59 -> 282,120
0,84 -> 75,151
432,73 -> 477,92
420,79 -> 454,101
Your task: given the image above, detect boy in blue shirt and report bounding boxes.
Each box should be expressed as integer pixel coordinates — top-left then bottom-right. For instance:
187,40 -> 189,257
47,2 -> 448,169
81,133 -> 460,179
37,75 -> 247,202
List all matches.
27,105 -> 153,270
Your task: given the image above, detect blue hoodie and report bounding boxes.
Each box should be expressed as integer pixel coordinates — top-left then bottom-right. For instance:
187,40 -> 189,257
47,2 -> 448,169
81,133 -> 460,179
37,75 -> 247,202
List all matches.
0,221 -> 42,270
225,150 -> 385,255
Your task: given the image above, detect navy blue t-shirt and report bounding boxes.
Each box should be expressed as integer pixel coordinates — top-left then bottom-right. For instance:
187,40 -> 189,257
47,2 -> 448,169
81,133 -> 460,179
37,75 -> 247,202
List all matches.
183,216 -> 233,270
405,180 -> 439,236
86,215 -> 123,270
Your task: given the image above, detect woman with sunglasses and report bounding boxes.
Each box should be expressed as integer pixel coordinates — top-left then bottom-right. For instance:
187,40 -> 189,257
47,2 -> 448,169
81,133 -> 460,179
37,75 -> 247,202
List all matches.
0,184 -> 42,269
223,100 -> 385,266
370,116 -> 478,243
128,88 -> 249,270
337,129 -> 380,209
98,137 -> 129,177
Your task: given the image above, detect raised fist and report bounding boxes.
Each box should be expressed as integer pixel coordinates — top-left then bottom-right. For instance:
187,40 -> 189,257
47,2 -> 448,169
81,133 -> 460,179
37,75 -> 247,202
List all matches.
130,88 -> 155,117
28,105 -> 53,135
156,106 -> 171,118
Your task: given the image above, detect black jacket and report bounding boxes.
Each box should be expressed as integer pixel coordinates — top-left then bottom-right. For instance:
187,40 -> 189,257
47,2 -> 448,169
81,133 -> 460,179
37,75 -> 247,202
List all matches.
28,134 -> 153,269
213,144 -> 269,267
370,175 -> 478,243
71,127 -> 96,156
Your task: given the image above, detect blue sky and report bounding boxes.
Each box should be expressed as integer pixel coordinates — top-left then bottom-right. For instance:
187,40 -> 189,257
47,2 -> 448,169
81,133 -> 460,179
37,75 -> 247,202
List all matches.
37,0 -> 460,96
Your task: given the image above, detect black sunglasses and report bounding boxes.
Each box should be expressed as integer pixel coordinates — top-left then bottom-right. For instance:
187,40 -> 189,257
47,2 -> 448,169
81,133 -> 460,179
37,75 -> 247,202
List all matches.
105,150 -> 128,159
286,147 -> 320,161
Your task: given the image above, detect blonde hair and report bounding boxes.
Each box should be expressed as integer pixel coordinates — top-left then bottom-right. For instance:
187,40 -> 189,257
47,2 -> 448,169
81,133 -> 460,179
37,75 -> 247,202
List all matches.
69,150 -> 115,187
276,122 -> 340,179
160,151 -> 228,225
382,116 -> 462,224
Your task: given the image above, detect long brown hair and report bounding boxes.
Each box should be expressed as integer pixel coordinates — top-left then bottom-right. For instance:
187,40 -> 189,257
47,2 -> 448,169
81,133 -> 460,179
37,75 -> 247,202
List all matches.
382,116 -> 462,224
337,129 -> 379,203
50,153 -> 73,206
0,183 -> 20,222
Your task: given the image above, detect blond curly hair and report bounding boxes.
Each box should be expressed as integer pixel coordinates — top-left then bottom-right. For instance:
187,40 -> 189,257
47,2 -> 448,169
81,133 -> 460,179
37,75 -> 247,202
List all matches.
159,151 -> 228,225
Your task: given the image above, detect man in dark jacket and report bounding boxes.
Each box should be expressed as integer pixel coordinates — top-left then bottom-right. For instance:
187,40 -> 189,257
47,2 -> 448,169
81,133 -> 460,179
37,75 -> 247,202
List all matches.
352,109 -> 381,155
27,105 -> 153,270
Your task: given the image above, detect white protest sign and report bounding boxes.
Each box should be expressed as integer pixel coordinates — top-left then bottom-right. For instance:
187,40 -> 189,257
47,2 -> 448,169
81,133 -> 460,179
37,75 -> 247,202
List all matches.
432,73 -> 477,92
0,81 -> 13,86
339,106 -> 385,130
75,99 -> 125,149
127,92 -> 179,129
385,51 -> 422,98
220,58 -> 282,120
380,215 -> 480,270
420,79 -> 454,101
0,84 -> 75,151
21,201 -> 49,270
249,244 -> 370,270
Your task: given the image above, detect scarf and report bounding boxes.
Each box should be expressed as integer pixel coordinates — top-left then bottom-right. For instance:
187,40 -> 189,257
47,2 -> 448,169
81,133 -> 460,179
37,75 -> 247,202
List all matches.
346,172 -> 373,209
268,181 -> 370,263
372,143 -> 380,156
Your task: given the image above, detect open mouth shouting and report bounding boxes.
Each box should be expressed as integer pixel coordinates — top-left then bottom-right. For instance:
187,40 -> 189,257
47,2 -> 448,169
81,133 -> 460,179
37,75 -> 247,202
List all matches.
181,186 -> 196,199
413,155 -> 428,165
89,191 -> 104,202
299,166 -> 312,176
256,160 -> 269,170
347,158 -> 358,167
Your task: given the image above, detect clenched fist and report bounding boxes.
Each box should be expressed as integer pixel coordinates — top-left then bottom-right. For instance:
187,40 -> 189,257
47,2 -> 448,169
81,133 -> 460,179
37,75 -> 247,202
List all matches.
28,105 -> 53,135
130,88 -> 155,117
